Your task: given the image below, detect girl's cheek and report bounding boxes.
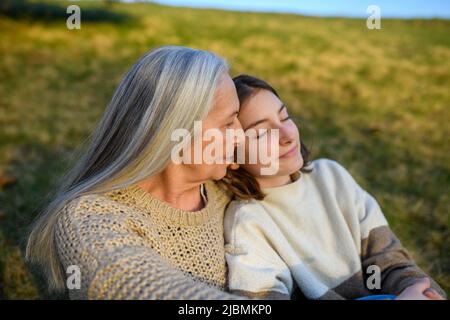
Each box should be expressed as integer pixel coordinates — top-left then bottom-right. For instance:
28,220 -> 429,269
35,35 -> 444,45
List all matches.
291,122 -> 301,140
243,132 -> 279,165
283,121 -> 299,138
268,135 -> 277,158
260,133 -> 279,160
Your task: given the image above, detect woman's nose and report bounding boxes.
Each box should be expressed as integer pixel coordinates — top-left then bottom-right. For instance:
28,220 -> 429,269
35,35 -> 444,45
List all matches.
233,119 -> 244,147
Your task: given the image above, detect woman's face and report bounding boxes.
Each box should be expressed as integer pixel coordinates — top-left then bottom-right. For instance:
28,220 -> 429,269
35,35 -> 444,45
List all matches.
237,89 -> 303,179
182,74 -> 243,181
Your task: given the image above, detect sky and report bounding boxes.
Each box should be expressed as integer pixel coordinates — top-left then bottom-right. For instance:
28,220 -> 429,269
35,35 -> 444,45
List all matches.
147,0 -> 450,19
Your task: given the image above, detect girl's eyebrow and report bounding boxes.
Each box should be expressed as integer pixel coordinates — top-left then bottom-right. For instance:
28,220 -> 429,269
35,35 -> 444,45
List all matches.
244,103 -> 285,131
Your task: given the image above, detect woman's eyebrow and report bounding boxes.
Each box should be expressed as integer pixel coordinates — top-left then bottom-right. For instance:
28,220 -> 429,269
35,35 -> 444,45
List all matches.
278,103 -> 286,113
228,111 -> 239,119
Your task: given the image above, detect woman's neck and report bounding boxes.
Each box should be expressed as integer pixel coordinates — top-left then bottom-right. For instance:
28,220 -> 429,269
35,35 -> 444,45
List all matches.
256,174 -> 292,189
138,165 -> 206,212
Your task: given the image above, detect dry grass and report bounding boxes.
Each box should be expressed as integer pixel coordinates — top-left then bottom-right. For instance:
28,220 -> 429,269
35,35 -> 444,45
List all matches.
0,1 -> 449,298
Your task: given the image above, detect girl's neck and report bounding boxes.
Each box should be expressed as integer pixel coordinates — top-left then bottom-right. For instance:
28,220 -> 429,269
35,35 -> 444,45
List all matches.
256,174 -> 292,189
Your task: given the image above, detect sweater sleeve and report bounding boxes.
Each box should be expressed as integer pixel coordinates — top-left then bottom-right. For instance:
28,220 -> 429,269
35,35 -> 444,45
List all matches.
360,223 -> 447,297
223,201 -> 293,300
332,161 -> 446,298
55,197 -> 246,300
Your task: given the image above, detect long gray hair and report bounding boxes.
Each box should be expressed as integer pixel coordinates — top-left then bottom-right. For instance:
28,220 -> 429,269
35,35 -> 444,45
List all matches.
26,45 -> 229,292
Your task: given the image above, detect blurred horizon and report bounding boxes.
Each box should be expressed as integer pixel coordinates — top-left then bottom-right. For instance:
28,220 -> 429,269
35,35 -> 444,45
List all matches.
144,0 -> 450,19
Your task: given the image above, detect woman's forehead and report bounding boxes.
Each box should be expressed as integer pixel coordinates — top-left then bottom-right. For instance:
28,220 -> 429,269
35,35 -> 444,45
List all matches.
213,76 -> 239,111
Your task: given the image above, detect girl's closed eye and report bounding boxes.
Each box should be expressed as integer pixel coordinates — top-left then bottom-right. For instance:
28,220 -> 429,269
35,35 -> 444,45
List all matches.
279,104 -> 291,122
256,129 -> 268,140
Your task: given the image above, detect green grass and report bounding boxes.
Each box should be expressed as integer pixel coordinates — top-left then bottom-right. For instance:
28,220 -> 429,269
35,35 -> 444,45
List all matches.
0,1 -> 449,299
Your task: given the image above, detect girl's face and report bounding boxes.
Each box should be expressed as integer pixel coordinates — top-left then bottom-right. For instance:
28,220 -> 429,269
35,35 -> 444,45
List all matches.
237,89 -> 303,183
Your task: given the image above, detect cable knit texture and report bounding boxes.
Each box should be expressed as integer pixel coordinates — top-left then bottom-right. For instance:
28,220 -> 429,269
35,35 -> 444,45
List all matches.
55,180 -> 243,300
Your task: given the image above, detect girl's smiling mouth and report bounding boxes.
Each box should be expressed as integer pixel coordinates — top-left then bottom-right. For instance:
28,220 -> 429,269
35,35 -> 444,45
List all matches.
279,144 -> 298,159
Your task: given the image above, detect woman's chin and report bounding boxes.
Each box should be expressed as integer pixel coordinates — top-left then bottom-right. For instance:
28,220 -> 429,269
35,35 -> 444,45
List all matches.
211,165 -> 228,180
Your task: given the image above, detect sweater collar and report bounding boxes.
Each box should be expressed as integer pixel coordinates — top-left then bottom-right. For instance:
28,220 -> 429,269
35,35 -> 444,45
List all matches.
107,180 -> 224,226
260,171 -> 306,203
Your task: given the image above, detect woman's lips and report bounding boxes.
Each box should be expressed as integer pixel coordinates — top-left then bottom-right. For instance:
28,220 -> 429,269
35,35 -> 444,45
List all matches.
279,144 -> 298,159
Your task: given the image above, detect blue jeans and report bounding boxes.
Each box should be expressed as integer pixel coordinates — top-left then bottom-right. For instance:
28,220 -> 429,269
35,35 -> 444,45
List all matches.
356,294 -> 397,300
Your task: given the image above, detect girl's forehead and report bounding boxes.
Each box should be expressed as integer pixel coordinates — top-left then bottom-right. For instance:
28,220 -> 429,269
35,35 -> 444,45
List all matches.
238,90 -> 283,119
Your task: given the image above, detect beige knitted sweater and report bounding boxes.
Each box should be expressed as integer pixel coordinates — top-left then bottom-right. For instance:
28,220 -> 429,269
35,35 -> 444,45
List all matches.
55,180 -> 243,299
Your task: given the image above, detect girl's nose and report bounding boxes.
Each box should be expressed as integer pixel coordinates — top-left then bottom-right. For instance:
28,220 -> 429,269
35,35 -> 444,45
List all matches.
279,123 -> 296,146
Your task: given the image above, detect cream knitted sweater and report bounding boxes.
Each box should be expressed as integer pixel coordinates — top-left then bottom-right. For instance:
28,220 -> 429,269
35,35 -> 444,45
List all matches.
224,159 -> 446,300
55,180 -> 243,299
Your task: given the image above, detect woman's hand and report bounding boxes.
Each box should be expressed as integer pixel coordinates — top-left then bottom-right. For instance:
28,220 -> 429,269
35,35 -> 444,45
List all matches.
396,278 -> 445,300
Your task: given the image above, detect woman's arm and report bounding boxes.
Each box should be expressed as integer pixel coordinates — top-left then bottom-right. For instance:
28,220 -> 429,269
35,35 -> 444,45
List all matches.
55,196 -> 246,300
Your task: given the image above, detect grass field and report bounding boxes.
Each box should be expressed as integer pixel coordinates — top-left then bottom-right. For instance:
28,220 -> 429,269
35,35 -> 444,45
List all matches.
0,1 -> 449,299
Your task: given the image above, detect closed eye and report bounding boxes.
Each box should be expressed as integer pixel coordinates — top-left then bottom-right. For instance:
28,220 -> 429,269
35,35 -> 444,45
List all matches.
256,129 -> 268,140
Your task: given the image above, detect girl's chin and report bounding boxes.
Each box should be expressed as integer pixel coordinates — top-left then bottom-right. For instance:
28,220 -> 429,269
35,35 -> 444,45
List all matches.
281,152 -> 303,170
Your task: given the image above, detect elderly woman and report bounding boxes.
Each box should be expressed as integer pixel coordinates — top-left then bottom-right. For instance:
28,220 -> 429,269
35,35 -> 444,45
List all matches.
26,46 -> 245,299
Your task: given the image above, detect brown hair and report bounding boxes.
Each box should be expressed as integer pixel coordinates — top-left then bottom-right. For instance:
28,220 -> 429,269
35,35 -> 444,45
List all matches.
220,74 -> 312,200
